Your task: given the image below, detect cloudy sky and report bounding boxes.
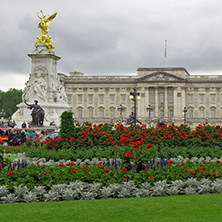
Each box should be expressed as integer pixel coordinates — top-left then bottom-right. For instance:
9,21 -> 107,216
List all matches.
1,0 -> 222,91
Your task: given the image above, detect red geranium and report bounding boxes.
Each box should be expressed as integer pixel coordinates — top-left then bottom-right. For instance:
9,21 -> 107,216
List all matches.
144,168 -> 149,171
125,151 -> 133,158
150,176 -> 154,179
43,172 -> 49,175
122,167 -> 127,172
168,160 -> 174,164
211,173 -> 217,176
189,170 -> 195,174
104,169 -> 110,173
8,171 -> 14,175
146,144 -> 153,148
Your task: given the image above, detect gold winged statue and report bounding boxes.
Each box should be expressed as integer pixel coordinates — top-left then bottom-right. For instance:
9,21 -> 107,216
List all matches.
35,10 -> 57,51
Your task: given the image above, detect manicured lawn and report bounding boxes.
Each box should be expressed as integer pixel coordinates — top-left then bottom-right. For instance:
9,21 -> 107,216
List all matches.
0,193 -> 222,222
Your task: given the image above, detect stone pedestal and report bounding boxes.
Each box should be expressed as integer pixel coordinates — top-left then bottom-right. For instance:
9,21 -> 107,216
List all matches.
12,43 -> 70,127
31,125 -> 59,135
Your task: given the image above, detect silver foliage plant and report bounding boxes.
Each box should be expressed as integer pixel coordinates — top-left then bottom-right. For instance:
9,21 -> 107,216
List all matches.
1,179 -> 222,204
2,154 -> 222,204
10,155 -> 222,167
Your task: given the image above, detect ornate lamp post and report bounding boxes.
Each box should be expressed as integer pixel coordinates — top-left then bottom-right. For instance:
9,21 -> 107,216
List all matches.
182,107 -> 187,125
129,88 -> 140,125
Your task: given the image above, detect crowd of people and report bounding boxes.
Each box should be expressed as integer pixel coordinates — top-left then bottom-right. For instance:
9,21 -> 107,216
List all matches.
0,120 -> 32,128
7,129 -> 46,146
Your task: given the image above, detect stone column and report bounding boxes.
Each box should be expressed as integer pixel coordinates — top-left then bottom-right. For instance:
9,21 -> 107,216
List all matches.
155,87 -> 159,117
146,87 -> 150,108
164,87 -> 168,118
193,88 -> 198,118
205,87 -> 210,118
181,87 -> 186,112
145,87 -> 149,108
173,87 -> 177,118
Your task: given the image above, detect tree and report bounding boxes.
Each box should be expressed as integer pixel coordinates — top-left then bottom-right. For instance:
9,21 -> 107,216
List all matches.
0,88 -> 22,118
60,111 -> 75,139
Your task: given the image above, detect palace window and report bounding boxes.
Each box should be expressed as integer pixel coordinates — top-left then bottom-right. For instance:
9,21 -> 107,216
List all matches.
110,95 -> 115,102
199,110 -> 204,118
169,95 -> 173,103
150,95 -> 155,102
99,95 -> 104,103
211,110 -> 216,118
169,110 -> 174,118
110,110 -> 115,118
188,95 -> 193,103
100,110 -> 104,118
67,95 -> 72,103
89,95 -> 93,102
122,109 -> 126,118
160,94 -> 164,103
200,95 -> 204,103
78,95 -> 82,102
89,110 -> 93,118
121,95 -> 126,103
150,110 -> 155,118
189,110 -> 193,118
211,95 -> 215,102
78,110 -> 82,118
160,110 -> 164,118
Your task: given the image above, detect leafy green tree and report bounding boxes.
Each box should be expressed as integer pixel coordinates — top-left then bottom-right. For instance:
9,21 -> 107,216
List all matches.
60,111 -> 75,139
0,88 -> 22,118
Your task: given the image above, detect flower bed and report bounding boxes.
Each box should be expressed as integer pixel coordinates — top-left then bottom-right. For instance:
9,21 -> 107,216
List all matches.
1,122 -> 222,203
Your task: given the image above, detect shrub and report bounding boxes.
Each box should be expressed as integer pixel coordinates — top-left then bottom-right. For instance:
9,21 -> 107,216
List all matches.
60,111 -> 75,139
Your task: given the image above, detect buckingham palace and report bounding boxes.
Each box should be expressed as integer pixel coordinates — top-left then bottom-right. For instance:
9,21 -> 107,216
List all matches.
60,67 -> 222,127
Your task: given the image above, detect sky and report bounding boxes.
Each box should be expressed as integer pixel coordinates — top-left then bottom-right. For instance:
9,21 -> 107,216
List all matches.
1,0 -> 222,91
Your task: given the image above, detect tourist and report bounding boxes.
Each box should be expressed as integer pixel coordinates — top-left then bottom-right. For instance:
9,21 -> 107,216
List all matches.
14,131 -> 20,146
25,130 -> 29,139
29,130 -> 37,141
39,130 -> 46,143
20,130 -> 27,144
21,121 -> 27,128
8,129 -> 16,146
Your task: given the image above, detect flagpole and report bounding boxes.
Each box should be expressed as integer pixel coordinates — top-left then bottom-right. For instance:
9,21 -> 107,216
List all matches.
165,40 -> 167,68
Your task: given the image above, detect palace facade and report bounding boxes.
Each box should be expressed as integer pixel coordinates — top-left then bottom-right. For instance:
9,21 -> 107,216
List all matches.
60,67 -> 222,127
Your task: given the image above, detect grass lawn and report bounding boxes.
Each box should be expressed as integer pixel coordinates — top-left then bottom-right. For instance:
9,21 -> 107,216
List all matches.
0,193 -> 222,222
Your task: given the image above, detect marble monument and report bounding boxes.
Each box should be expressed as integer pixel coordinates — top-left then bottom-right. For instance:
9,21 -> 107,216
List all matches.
12,11 -> 69,126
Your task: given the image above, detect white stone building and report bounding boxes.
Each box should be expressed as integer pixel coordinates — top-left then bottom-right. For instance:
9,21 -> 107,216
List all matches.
60,67 -> 222,127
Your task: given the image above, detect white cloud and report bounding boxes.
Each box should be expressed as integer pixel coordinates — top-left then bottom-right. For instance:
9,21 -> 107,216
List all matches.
0,72 -> 27,92
1,0 -> 222,91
